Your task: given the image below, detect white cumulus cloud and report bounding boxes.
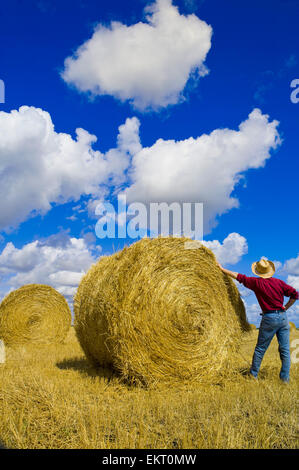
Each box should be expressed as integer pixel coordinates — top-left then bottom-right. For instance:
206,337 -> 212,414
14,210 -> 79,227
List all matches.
124,108 -> 281,232
286,275 -> 299,291
283,254 -> 299,292
242,301 -> 262,325
61,0 -> 212,111
284,254 -> 299,276
202,232 -> 248,265
0,233 -> 97,304
0,106 -> 281,235
0,106 -> 140,231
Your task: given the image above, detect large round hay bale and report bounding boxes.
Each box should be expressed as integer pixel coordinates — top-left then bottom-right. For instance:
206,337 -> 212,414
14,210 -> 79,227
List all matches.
289,321 -> 296,331
74,237 -> 250,385
0,284 -> 71,346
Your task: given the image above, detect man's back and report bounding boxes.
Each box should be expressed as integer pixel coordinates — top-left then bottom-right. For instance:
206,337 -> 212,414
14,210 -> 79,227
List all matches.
236,274 -> 298,313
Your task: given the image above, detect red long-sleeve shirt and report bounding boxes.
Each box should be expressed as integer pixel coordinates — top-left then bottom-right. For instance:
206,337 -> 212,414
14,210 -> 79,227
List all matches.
237,274 -> 299,313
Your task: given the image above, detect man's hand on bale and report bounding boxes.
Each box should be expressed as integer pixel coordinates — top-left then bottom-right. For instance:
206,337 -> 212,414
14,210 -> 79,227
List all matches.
216,261 -> 238,279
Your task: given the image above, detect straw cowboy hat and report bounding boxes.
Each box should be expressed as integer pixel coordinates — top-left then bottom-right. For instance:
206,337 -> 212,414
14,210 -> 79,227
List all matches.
251,258 -> 275,278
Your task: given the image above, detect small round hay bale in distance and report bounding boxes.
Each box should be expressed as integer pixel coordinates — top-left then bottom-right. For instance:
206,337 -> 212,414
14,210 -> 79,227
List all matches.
250,323 -> 257,330
0,284 -> 71,346
75,238 -> 250,385
289,321 -> 296,331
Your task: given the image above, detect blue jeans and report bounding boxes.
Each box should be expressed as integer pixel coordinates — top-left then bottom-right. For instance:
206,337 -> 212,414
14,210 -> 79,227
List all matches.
250,312 -> 290,382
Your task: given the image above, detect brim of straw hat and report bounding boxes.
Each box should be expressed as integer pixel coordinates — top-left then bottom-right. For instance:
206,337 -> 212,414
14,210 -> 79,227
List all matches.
251,260 -> 275,278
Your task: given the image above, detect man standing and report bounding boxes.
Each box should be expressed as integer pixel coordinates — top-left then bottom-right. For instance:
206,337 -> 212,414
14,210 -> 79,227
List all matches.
217,258 -> 298,383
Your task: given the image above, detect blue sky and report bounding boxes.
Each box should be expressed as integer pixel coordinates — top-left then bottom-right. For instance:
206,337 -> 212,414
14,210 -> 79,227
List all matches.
0,0 -> 298,325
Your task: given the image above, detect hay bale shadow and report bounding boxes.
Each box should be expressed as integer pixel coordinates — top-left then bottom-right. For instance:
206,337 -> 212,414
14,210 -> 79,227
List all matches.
0,440 -> 7,449
56,357 -> 117,380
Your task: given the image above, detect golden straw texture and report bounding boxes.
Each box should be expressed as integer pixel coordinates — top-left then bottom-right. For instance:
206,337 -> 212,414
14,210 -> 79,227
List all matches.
289,321 -> 296,331
74,237 -> 250,385
0,284 -> 71,346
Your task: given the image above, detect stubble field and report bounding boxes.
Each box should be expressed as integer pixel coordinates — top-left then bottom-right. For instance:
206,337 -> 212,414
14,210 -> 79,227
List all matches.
0,327 -> 298,449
